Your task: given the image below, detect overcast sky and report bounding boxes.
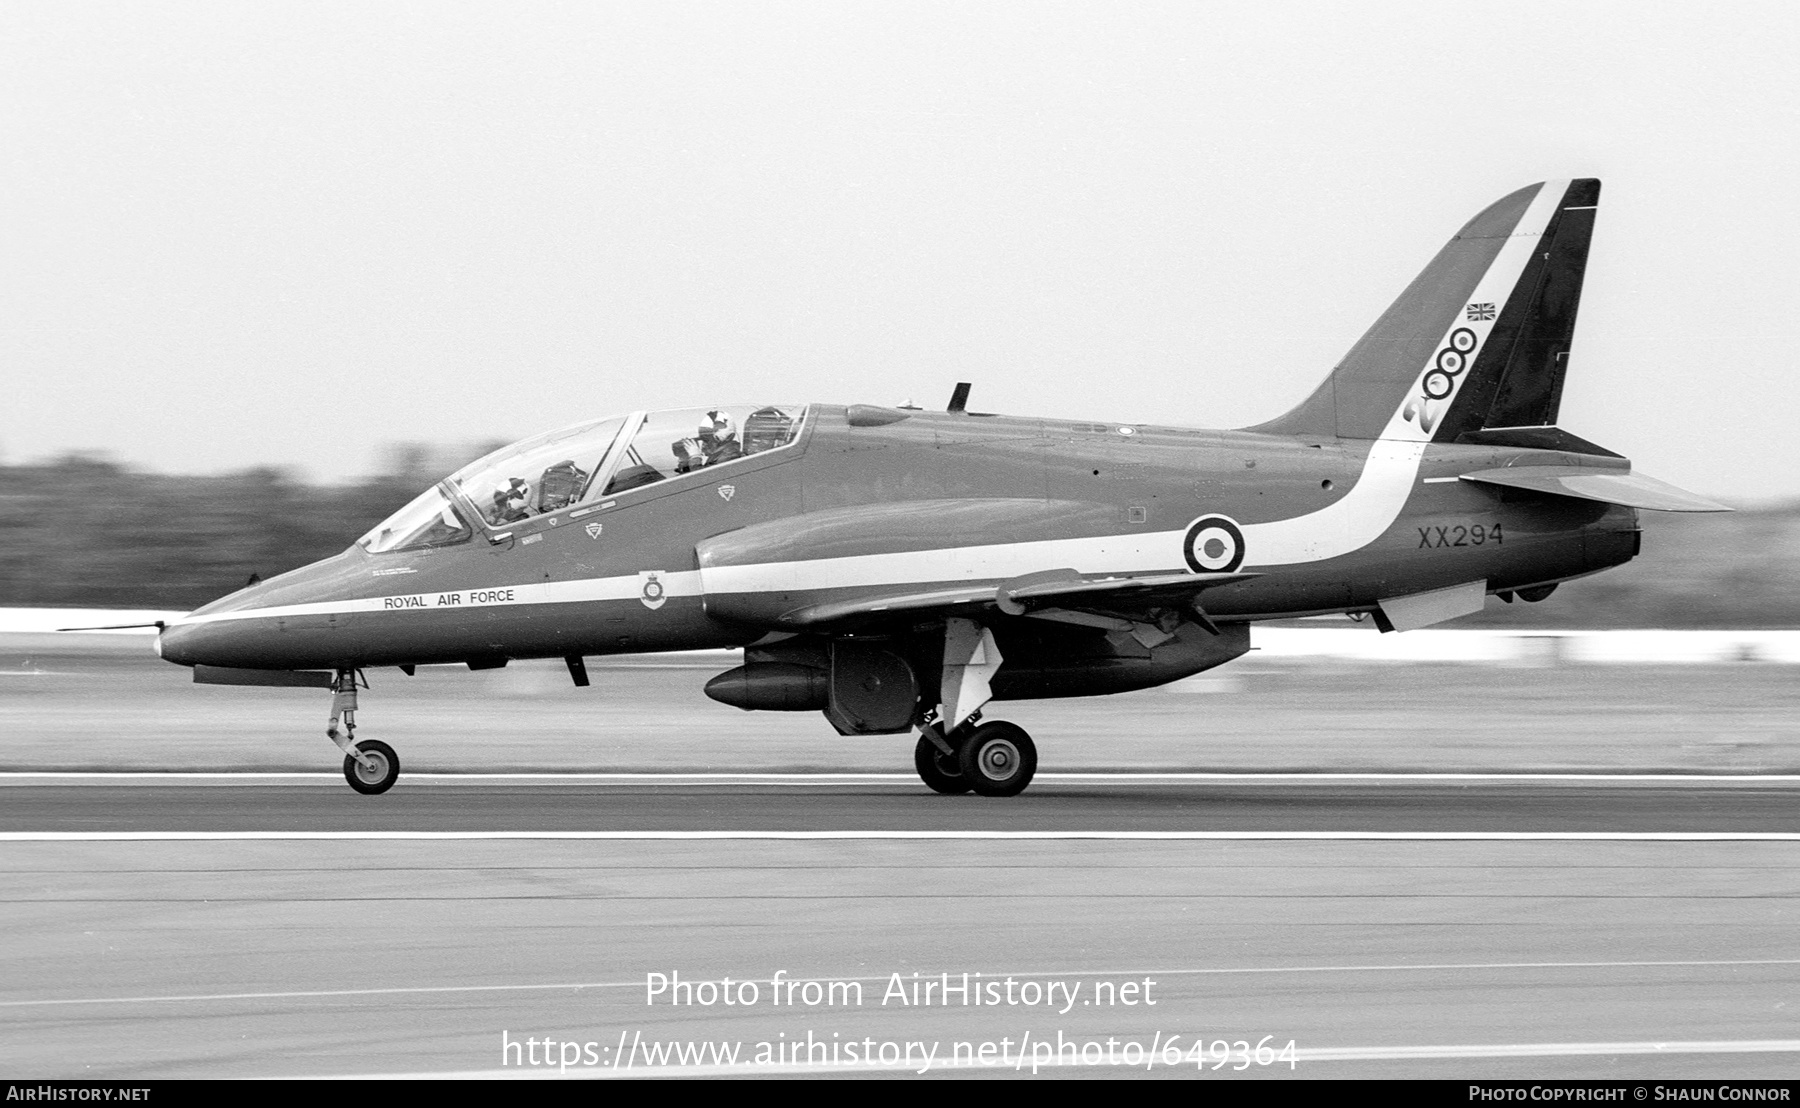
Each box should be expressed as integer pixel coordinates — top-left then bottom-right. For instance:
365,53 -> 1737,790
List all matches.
3,1 -> 1796,501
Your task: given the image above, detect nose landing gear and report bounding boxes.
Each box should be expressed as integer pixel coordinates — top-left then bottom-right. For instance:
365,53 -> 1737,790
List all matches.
326,669 -> 400,795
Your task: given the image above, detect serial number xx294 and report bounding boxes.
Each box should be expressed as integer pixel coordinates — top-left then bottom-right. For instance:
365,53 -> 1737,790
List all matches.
1417,523 -> 1503,549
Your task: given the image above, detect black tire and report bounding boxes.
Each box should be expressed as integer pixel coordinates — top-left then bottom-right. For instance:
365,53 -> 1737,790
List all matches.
956,721 -> 1037,797
914,733 -> 971,795
343,739 -> 400,795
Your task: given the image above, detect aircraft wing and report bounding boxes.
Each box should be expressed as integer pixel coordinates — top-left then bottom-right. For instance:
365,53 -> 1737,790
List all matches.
1458,466 -> 1730,512
776,570 -> 1259,627
996,569 -> 1258,611
777,584 -> 998,626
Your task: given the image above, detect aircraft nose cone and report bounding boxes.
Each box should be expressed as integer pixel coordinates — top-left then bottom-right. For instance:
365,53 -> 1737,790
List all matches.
155,548 -> 368,670
155,622 -> 200,666
155,612 -> 280,669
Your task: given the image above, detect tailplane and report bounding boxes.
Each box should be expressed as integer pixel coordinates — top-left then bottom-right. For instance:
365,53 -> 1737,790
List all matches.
1252,179 -> 1601,442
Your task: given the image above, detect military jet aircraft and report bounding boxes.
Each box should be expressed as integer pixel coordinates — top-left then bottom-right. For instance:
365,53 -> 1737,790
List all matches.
152,178 -> 1726,797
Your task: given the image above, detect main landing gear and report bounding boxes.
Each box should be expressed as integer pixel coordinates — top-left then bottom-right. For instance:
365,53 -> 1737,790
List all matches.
913,714 -> 1038,798
910,618 -> 1037,797
326,668 -> 400,795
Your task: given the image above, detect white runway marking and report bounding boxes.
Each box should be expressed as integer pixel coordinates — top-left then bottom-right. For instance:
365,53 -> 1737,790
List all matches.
4,772 -> 1799,785
340,1038 -> 1800,1079
1302,1039 -> 1800,1062
0,980 -> 640,1009
7,830 -> 1800,841
11,957 -> 1799,1009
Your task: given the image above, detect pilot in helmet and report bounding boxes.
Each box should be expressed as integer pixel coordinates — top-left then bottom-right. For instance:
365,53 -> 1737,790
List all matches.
489,477 -> 532,523
675,410 -> 744,472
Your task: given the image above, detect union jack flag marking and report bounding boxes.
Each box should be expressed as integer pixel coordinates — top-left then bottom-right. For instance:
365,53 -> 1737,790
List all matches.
1466,302 -> 1496,321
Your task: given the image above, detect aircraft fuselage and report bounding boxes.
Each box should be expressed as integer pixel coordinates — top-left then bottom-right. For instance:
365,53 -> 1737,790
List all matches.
157,404 -> 1636,673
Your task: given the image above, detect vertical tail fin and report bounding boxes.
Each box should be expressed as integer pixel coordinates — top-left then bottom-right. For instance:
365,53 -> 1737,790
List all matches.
1251,179 -> 1600,442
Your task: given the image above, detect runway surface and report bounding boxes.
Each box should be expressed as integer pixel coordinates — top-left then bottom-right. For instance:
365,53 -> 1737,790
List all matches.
4,777 -> 1800,835
6,658 -> 1799,1079
4,774 -> 1800,1080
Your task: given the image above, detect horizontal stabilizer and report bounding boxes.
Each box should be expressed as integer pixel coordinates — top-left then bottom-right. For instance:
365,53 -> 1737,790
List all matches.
1454,425 -> 1621,458
1459,467 -> 1730,513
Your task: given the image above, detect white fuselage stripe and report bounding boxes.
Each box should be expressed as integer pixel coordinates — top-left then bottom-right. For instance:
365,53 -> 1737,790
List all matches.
169,571 -> 704,627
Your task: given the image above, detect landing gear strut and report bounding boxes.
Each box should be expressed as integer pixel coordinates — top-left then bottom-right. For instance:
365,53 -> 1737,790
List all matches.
326,668 -> 400,795
912,619 -> 1038,796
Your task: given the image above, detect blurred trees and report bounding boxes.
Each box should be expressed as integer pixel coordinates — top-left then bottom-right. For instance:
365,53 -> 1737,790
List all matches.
1463,501 -> 1800,629
1,450 -> 1796,626
0,451 -> 471,610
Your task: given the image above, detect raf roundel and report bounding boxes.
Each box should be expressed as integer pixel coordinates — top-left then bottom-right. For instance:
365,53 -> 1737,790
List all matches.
1184,515 -> 1246,574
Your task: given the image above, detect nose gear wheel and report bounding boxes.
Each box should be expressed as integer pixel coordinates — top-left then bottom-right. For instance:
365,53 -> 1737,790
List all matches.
343,739 -> 400,795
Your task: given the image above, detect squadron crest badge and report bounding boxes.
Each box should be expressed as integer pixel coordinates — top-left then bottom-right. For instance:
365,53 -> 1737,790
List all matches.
638,571 -> 668,610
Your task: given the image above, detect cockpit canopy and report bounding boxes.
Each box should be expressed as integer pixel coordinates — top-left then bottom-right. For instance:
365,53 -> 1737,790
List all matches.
358,405 -> 804,554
